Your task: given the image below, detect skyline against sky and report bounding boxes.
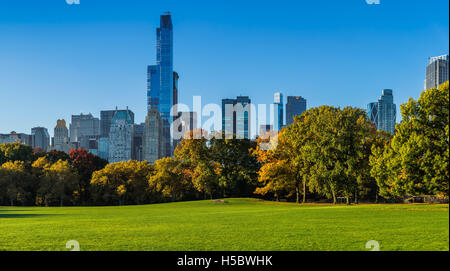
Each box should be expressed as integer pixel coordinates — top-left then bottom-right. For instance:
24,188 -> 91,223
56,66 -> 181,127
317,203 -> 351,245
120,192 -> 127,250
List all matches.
0,0 -> 448,137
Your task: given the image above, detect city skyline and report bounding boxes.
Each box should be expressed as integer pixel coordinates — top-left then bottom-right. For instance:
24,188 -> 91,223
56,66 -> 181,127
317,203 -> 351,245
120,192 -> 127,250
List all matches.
0,0 -> 449,137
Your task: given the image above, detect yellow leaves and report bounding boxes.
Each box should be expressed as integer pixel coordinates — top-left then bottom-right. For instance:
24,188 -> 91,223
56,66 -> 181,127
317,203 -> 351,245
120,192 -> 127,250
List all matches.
116,185 -> 126,196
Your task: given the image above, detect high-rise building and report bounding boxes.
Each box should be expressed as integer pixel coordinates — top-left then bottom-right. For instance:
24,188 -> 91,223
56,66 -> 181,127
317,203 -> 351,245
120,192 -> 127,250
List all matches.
367,89 -> 397,134
143,107 -> 163,163
100,108 -> 135,138
132,123 -> 145,161
425,54 -> 449,90
53,119 -> 70,153
108,110 -> 133,163
147,13 -> 174,158
69,113 -> 100,144
0,131 -> 31,145
273,92 -> 284,131
286,96 -> 307,126
31,127 -> 50,151
222,96 -> 251,139
98,137 -> 109,160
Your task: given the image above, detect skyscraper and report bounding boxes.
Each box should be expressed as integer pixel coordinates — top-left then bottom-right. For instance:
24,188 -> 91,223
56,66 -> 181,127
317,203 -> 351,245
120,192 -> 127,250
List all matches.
286,96 -> 307,126
132,123 -> 145,161
31,127 -> 50,151
53,119 -> 70,153
69,113 -> 100,144
108,110 -> 133,163
273,92 -> 284,131
367,89 -> 397,134
100,108 -> 135,138
143,107 -> 163,163
425,54 -> 449,90
222,96 -> 251,139
147,13 -> 174,158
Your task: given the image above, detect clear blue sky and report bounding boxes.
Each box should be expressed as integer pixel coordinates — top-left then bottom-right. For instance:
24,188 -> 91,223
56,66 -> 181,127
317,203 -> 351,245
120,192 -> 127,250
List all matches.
0,0 -> 448,137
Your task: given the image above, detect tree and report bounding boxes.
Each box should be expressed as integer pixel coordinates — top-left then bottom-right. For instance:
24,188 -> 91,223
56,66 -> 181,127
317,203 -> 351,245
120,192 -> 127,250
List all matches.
149,157 -> 194,202
35,159 -> 79,206
45,150 -> 70,164
370,82 -> 449,198
0,143 -> 34,165
90,160 -> 154,205
0,161 -> 31,206
69,148 -> 108,204
209,134 -> 260,197
174,132 -> 219,199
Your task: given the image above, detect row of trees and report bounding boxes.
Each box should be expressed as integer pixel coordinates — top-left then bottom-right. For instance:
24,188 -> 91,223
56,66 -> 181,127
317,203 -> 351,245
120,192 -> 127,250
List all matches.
0,146 -> 107,206
254,82 -> 448,203
1,83 -> 448,206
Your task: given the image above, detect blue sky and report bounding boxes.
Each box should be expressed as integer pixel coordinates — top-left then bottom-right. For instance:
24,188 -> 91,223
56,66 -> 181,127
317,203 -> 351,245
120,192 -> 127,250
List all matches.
0,0 -> 448,137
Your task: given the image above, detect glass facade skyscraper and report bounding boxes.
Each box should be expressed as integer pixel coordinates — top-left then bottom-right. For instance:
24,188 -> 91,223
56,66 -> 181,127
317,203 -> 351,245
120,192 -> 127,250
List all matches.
147,13 -> 174,158
425,54 -> 449,90
286,96 -> 307,126
221,96 -> 251,139
367,89 -> 396,134
273,92 -> 284,131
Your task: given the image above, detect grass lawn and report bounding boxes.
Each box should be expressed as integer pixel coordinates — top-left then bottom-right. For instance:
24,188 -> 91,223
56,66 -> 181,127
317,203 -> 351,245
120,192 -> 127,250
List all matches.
0,198 -> 448,251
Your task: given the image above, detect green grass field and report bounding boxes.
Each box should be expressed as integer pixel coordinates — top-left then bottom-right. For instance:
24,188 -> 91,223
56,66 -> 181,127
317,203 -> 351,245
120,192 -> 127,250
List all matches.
0,198 -> 448,251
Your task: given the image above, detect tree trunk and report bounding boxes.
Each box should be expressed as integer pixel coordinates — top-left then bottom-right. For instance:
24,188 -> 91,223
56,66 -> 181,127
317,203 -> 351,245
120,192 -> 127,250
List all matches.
276,194 -> 279,202
346,196 -> 350,205
296,187 -> 300,204
355,190 -> 358,204
60,198 -> 63,207
332,190 -> 336,204
10,199 -> 14,207
302,181 -> 306,204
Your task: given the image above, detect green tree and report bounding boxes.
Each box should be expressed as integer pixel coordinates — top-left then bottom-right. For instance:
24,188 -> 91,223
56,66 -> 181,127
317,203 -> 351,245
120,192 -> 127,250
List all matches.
90,160 -> 154,205
0,143 -> 34,165
370,82 -> 449,198
0,161 -> 31,206
209,134 -> 260,197
35,159 -> 79,206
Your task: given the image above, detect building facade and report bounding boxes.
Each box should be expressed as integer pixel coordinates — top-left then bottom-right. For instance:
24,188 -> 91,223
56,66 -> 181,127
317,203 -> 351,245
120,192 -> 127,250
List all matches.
0,132 -> 31,145
147,13 -> 174,158
100,108 -> 135,138
425,54 -> 449,90
53,119 -> 70,153
286,96 -> 307,126
108,110 -> 133,163
367,89 -> 397,134
31,127 -> 50,151
132,123 -> 145,161
143,107 -> 163,163
273,92 -> 284,131
69,113 -> 100,144
221,96 -> 251,139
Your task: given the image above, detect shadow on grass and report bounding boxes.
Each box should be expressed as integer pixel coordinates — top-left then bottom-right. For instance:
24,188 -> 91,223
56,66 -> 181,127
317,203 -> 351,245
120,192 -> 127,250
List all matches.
0,209 -> 39,212
0,214 -> 57,218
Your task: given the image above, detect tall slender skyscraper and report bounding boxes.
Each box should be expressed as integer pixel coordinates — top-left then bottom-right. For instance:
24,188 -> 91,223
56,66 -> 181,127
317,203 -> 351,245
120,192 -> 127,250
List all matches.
367,89 -> 397,134
147,12 -> 174,159
425,54 -> 449,90
273,92 -> 284,131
